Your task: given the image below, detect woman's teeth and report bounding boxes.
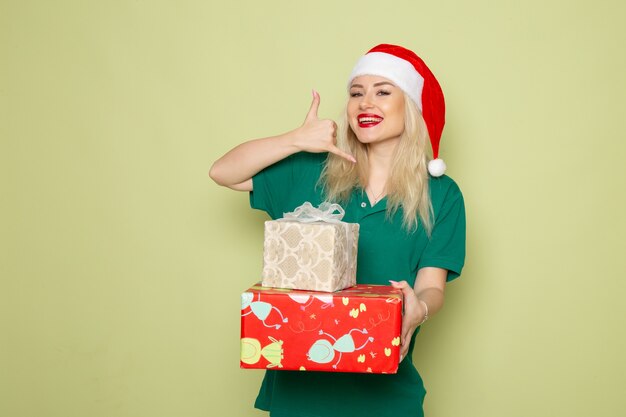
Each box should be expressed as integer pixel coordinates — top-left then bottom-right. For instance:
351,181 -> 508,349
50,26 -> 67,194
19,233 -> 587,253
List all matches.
359,117 -> 383,123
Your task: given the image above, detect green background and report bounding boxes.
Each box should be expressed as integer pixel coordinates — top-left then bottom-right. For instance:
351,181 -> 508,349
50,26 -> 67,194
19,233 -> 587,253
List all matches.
2,0 -> 625,416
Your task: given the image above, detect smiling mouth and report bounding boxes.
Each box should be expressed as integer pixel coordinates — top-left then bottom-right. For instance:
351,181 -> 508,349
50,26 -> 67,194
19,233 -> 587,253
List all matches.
358,114 -> 383,128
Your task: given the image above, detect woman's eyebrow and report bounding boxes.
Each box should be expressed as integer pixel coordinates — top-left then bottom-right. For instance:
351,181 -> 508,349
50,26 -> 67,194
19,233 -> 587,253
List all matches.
350,82 -> 395,89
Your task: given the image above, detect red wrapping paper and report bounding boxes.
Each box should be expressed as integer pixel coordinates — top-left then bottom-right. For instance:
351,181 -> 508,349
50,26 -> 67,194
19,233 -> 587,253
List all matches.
240,283 -> 403,374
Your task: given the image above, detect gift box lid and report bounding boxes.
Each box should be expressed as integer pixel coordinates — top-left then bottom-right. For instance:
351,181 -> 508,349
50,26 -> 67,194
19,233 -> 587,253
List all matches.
246,283 -> 402,299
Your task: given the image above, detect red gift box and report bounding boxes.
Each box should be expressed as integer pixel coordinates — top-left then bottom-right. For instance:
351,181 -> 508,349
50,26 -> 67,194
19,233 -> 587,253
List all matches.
240,283 -> 403,374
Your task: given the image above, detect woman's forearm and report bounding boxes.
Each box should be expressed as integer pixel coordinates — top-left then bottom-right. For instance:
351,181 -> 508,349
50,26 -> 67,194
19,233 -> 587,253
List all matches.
414,287 -> 445,318
413,267 -> 447,319
209,129 -> 300,189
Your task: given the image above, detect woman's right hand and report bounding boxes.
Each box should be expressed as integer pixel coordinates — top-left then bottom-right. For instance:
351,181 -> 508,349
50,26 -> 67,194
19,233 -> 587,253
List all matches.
293,91 -> 356,163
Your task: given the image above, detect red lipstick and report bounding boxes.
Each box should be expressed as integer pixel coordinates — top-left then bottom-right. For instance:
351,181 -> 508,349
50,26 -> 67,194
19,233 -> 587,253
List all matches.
357,113 -> 383,128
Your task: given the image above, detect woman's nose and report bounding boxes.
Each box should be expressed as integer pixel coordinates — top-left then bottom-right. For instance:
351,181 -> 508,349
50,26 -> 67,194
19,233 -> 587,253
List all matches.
359,95 -> 374,109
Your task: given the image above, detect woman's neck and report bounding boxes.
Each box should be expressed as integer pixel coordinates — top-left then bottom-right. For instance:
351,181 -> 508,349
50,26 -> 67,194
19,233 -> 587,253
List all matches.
365,139 -> 398,192
367,140 -> 397,177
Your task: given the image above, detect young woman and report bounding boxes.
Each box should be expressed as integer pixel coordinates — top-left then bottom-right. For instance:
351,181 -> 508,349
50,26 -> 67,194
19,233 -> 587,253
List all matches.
210,44 -> 466,417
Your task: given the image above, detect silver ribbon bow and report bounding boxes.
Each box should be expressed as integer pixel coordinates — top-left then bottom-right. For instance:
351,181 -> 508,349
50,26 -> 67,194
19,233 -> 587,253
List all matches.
281,202 -> 345,223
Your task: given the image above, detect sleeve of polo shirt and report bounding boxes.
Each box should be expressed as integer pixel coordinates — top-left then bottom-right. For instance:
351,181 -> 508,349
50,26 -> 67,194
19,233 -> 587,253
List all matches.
419,178 -> 466,282
249,152 -> 326,220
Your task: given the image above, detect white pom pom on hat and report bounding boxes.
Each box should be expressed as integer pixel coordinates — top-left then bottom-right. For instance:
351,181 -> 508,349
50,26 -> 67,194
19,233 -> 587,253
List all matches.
427,158 -> 447,177
349,44 -> 447,177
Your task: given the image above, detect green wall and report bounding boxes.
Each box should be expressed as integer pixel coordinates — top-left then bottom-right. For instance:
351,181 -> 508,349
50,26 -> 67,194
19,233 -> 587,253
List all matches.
2,1 -> 625,416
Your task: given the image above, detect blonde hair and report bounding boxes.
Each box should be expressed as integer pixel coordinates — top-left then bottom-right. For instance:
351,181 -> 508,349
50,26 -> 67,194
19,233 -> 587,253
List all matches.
320,94 -> 434,234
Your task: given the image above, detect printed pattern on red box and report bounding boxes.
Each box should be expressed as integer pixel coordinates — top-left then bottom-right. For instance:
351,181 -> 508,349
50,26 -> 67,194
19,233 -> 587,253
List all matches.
240,283 -> 403,374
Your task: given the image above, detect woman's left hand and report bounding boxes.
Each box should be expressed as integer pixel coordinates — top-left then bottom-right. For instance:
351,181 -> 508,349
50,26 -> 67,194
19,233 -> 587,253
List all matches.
389,280 -> 427,362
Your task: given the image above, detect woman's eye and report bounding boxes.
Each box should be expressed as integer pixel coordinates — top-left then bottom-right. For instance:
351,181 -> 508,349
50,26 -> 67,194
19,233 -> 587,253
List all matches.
377,90 -> 391,96
350,92 -> 362,97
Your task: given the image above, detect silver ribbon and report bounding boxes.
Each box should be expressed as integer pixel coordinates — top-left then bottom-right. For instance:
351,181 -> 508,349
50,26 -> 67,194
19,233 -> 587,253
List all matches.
281,202 -> 345,223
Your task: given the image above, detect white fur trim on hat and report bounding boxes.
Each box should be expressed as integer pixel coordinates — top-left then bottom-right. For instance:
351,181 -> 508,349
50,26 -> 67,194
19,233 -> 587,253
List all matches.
348,52 -> 425,111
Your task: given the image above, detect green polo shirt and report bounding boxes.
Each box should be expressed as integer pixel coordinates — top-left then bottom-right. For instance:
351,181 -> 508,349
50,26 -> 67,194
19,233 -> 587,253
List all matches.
249,151 -> 466,417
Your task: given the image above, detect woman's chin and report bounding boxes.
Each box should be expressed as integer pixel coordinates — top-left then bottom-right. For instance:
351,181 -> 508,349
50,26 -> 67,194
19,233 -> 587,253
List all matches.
354,131 -> 379,144
355,134 -> 401,147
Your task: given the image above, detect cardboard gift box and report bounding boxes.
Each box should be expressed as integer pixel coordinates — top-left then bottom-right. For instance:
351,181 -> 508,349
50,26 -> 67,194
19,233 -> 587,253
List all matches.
261,202 -> 359,292
240,283 -> 403,374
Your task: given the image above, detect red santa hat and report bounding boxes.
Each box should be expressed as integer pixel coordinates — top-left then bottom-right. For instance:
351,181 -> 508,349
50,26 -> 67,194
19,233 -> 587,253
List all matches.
348,44 -> 447,177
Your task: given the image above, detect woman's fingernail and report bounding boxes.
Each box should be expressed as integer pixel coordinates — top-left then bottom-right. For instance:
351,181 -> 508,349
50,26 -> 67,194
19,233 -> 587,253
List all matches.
389,280 -> 398,284
400,354 -> 403,362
